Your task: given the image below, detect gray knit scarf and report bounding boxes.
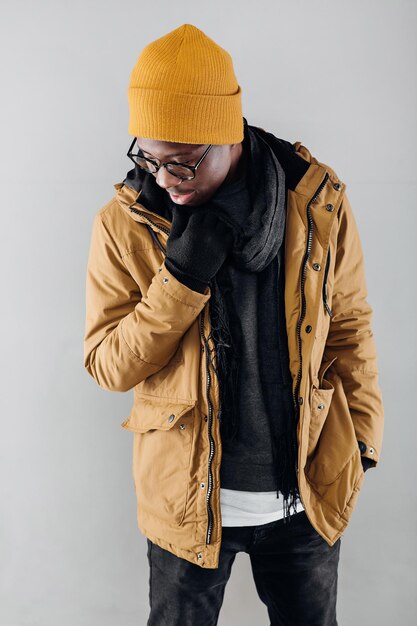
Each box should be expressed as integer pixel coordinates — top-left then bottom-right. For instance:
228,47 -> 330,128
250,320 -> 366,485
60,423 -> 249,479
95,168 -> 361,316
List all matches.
205,121 -> 300,520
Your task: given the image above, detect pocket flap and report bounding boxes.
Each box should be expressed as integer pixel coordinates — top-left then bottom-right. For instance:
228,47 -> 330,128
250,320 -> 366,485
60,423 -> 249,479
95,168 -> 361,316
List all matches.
318,356 -> 338,386
121,395 -> 197,433
311,378 -> 335,419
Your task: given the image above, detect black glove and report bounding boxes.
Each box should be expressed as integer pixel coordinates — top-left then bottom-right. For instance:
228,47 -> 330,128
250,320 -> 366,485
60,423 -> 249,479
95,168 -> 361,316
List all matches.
361,457 -> 374,473
165,206 -> 235,293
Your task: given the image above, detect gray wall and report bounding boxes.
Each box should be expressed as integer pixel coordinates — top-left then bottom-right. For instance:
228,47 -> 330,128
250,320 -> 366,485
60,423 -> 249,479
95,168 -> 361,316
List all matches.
1,1 -> 415,624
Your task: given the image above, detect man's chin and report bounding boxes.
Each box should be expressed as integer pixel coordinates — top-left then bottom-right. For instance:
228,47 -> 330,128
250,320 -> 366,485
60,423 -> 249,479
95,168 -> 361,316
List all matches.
168,190 -> 196,205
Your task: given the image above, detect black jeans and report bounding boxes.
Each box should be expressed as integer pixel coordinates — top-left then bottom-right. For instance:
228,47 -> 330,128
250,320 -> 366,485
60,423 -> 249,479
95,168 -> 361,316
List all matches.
146,510 -> 341,626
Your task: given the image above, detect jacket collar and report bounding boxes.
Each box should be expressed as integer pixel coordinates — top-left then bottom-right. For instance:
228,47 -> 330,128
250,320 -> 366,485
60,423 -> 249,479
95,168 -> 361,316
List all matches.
113,118 -> 345,235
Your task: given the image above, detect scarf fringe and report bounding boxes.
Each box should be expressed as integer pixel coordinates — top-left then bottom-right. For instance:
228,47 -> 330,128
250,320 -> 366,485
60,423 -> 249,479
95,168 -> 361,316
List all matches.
207,275 -> 240,443
273,426 -> 301,523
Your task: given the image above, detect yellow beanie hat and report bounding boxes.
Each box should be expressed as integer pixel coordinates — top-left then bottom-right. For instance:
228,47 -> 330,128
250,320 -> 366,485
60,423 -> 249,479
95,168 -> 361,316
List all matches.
127,23 -> 243,145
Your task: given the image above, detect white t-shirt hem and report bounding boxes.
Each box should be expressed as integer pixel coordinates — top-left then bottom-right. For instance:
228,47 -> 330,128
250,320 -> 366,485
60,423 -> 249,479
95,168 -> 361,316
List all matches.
220,487 -> 305,527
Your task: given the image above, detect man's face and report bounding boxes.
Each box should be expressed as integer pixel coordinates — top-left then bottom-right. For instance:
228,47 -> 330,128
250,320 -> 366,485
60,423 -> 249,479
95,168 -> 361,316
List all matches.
135,137 -> 243,207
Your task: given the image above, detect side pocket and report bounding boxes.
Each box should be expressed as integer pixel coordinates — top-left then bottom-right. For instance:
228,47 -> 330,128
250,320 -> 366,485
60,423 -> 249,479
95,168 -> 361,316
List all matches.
305,366 -> 359,486
306,377 -> 335,461
122,395 -> 197,526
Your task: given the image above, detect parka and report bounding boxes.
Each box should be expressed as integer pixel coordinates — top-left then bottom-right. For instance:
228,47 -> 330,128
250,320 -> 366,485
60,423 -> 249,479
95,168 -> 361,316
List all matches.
83,130 -> 384,569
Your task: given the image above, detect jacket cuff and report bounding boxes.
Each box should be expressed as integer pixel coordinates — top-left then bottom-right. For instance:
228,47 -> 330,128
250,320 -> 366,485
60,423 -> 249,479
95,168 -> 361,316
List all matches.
357,439 -> 378,464
159,259 -> 211,302
164,258 -> 209,295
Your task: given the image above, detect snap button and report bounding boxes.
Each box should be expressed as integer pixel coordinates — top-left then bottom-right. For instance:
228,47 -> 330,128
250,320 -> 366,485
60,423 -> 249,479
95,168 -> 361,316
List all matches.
305,325 -> 312,333
162,277 -> 169,284
204,416 -> 208,422
179,423 -> 186,430
369,447 -> 375,454
200,482 -> 205,489
313,263 -> 321,271
333,182 -> 342,191
168,414 -> 175,423
326,203 -> 334,212
317,403 -> 325,410
197,552 -> 203,560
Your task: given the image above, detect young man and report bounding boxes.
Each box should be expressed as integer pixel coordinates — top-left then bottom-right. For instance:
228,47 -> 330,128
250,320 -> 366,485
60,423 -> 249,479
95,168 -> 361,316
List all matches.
84,23 -> 384,625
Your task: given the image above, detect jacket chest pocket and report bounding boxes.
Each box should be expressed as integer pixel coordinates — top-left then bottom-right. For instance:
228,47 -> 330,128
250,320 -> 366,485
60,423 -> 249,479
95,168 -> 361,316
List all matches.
122,395 -> 197,526
322,247 -> 333,317
315,247 -> 334,340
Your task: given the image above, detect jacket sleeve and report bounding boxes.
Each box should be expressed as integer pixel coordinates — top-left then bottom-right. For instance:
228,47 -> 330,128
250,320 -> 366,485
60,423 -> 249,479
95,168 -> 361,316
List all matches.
323,192 -> 384,468
83,212 -> 211,392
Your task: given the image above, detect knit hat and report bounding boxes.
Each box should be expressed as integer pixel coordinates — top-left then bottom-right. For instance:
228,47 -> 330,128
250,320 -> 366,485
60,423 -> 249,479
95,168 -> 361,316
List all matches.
127,24 -> 243,144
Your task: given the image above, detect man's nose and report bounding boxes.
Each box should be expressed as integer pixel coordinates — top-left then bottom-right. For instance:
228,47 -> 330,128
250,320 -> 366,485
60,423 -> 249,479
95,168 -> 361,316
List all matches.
155,167 -> 182,189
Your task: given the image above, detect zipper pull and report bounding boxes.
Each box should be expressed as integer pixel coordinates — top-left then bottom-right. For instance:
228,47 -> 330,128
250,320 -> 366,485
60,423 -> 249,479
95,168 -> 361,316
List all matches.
322,248 -> 333,317
323,284 -> 333,317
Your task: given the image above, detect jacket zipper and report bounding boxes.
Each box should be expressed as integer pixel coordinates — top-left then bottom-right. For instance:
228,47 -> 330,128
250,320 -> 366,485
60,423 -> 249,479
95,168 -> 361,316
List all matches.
199,306 -> 216,545
129,205 -> 171,236
293,172 -> 330,465
322,248 -> 333,317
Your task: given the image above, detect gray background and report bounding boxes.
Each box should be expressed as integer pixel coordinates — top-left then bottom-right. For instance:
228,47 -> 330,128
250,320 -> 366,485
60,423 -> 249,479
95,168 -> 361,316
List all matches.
1,1 -> 415,624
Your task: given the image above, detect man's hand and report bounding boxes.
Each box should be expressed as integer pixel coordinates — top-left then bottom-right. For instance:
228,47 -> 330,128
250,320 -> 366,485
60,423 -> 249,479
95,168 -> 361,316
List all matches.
361,457 -> 374,473
165,206 -> 235,291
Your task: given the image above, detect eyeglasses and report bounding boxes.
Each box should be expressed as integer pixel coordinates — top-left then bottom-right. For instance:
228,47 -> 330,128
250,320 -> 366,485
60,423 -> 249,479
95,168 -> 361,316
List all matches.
127,138 -> 213,181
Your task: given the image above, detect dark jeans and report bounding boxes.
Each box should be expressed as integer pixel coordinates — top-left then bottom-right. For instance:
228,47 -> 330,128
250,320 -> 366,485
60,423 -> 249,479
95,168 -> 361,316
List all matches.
146,510 -> 341,626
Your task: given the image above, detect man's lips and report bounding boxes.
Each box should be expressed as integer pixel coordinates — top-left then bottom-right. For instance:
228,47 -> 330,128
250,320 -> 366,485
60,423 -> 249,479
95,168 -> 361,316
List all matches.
169,190 -> 195,203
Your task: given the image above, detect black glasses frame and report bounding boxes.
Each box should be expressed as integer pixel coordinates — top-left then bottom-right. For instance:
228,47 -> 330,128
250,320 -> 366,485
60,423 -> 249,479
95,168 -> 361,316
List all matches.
127,139 -> 213,181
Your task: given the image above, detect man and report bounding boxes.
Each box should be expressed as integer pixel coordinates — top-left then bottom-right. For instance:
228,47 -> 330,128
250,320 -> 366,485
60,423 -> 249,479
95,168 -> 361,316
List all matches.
83,23 -> 384,625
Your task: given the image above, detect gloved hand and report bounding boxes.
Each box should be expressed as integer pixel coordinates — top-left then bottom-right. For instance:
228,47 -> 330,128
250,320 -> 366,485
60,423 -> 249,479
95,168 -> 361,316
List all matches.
361,456 -> 374,473
165,206 -> 235,293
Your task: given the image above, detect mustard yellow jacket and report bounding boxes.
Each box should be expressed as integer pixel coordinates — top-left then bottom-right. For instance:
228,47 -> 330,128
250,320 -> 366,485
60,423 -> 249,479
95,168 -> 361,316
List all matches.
83,138 -> 384,569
